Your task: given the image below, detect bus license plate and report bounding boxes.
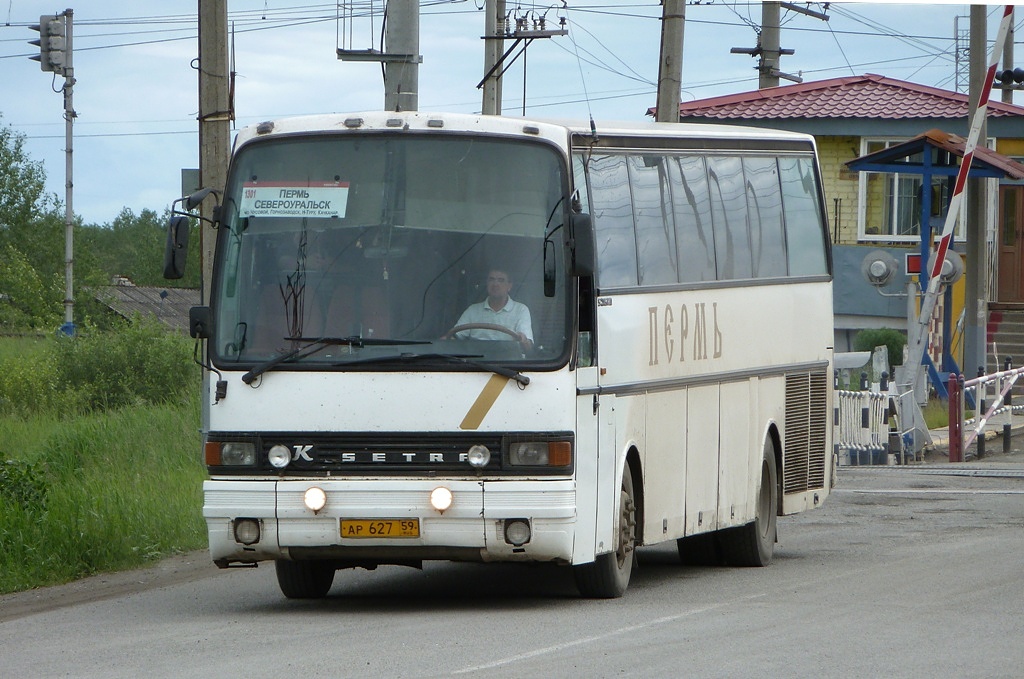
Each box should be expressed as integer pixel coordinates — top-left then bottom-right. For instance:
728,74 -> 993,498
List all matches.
341,519 -> 420,539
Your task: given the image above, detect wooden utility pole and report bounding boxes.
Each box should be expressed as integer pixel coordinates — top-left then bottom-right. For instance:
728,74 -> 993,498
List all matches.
198,0 -> 231,304
655,0 -> 685,122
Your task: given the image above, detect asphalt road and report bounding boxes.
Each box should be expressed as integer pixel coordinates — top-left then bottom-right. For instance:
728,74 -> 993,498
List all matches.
2,460 -> 1022,679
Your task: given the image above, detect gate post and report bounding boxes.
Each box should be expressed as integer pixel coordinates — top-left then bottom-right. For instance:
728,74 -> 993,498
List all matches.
978,365 -> 987,460
1004,357 -> 1013,455
949,373 -> 962,463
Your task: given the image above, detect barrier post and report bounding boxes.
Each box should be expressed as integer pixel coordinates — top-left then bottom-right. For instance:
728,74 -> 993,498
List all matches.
949,373 -> 962,463
1004,357 -> 1013,455
978,365 -> 987,459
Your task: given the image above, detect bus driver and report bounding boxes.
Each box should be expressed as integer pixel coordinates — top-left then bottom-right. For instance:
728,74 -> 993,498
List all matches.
447,268 -> 533,351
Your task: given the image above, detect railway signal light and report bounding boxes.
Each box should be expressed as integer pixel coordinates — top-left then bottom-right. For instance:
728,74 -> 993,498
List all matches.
28,14 -> 67,74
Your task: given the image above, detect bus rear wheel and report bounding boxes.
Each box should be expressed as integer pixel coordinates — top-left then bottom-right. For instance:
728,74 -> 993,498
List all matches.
573,464 -> 636,598
275,558 -> 335,599
719,440 -> 778,567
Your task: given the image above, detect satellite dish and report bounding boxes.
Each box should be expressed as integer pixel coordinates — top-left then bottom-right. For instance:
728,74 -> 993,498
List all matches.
861,250 -> 898,287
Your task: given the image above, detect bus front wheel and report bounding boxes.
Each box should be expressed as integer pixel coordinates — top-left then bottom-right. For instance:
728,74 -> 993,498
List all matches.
275,558 -> 335,599
573,464 -> 636,598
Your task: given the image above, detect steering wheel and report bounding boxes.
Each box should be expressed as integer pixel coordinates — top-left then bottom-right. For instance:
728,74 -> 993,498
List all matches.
442,323 -> 521,341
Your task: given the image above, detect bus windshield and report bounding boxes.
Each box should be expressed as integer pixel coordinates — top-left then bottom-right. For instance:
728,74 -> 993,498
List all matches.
210,133 -> 571,371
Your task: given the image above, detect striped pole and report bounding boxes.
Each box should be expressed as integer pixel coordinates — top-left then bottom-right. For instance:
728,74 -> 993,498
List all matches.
905,6 -> 1014,377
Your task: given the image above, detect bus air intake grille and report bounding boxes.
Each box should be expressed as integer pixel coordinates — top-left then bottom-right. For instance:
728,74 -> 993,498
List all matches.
783,371 -> 828,494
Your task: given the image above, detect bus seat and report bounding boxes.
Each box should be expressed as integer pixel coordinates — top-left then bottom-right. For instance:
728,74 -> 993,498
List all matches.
249,285 -> 325,354
324,286 -> 390,338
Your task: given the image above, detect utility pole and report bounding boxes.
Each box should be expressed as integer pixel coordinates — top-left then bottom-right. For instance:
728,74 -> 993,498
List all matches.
337,1 -> 421,112
383,0 -> 420,112
732,2 -> 828,88
1002,10 -> 1014,105
964,5 -> 989,377
655,0 -> 685,123
197,0 -> 231,305
759,1 -> 782,88
28,9 -> 75,335
482,0 -> 506,115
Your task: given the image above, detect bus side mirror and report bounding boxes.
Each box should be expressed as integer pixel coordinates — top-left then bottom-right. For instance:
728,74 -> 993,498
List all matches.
189,305 -> 212,339
568,212 -> 595,278
543,239 -> 556,297
163,215 -> 191,280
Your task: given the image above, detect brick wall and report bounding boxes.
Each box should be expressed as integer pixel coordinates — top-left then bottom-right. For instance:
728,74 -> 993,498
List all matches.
817,136 -> 862,245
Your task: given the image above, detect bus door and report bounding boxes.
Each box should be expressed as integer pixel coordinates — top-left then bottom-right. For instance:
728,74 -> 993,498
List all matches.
574,364 -> 616,563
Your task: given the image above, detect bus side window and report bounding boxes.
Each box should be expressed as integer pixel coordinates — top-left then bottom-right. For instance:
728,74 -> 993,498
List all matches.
780,156 -> 829,276
588,154 -> 638,288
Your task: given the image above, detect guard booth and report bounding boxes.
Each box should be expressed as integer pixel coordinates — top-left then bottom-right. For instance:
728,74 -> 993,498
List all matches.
847,129 -> 1024,396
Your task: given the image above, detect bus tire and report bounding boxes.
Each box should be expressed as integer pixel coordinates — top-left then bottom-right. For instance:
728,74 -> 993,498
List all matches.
719,440 -> 778,567
573,464 -> 636,598
275,559 -> 335,599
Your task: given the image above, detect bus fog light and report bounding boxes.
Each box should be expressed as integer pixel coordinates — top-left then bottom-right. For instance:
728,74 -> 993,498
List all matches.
268,444 -> 291,469
467,444 -> 491,468
430,486 -> 453,512
233,518 -> 261,545
304,487 -> 327,513
504,519 -> 531,546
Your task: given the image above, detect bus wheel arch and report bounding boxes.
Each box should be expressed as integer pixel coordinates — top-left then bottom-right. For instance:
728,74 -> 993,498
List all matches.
719,434 -> 779,567
573,450 -> 641,598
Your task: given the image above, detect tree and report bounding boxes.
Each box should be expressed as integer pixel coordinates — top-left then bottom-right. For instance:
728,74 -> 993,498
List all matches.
0,119 -> 50,238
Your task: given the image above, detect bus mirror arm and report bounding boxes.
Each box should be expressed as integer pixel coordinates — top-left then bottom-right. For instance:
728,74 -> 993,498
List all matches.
568,212 -> 595,278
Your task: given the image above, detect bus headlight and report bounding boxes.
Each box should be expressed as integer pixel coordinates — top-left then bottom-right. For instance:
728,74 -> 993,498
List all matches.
509,441 -> 572,467
268,444 -> 291,469
467,444 -> 491,468
207,441 -> 256,466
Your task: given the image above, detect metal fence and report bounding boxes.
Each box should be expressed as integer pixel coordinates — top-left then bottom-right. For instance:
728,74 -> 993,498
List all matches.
948,360 -> 1024,462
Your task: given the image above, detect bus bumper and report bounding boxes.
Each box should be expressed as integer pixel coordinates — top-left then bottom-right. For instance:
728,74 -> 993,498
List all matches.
204,478 -> 578,567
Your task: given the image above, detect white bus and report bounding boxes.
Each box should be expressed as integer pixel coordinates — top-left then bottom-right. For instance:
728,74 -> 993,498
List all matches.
168,111 -> 834,599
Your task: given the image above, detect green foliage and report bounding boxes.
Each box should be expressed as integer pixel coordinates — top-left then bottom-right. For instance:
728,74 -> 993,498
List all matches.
0,329 -> 205,594
853,327 -> 907,367
0,244 -> 63,329
79,208 -> 202,289
0,119 -> 51,230
0,317 -> 198,417
0,397 -> 205,594
0,458 -> 47,513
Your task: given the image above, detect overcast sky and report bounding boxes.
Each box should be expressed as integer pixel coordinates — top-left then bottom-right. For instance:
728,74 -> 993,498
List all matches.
0,1 -> 1017,225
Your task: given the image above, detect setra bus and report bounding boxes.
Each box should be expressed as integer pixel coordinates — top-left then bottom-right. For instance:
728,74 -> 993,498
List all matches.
167,111 -> 834,599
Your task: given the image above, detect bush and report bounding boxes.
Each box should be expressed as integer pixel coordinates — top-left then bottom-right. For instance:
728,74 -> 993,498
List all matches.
853,327 -> 907,367
0,317 -> 198,417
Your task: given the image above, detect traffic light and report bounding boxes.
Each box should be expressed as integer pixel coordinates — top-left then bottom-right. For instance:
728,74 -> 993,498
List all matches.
28,14 -> 67,74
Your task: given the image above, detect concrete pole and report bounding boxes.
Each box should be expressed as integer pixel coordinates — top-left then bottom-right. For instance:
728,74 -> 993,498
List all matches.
61,9 -> 75,335
655,0 -> 685,122
964,5 -> 988,376
198,0 -> 230,306
384,0 -> 419,112
482,0 -> 505,115
1002,9 -> 1014,105
759,1 -> 781,89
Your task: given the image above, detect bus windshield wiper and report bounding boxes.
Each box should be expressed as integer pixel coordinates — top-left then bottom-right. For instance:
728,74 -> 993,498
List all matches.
335,352 -> 531,387
241,336 -> 429,385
